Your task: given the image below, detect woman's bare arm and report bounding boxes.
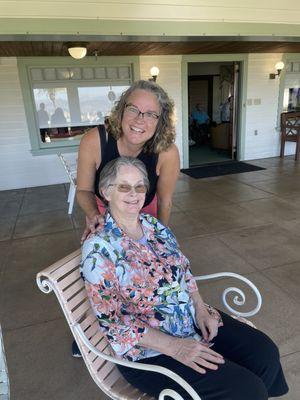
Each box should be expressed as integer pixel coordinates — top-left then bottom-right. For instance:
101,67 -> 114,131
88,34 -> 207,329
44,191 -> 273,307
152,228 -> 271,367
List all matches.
76,128 -> 104,240
156,144 -> 180,225
139,326 -> 224,374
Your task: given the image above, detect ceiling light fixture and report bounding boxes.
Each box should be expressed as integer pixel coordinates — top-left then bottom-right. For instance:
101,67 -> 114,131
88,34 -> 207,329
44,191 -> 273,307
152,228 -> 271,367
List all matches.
66,43 -> 88,59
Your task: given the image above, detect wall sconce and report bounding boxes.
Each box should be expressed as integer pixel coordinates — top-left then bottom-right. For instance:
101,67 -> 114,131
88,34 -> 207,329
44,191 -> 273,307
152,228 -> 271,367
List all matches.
149,66 -> 160,82
66,43 -> 88,59
269,61 -> 284,79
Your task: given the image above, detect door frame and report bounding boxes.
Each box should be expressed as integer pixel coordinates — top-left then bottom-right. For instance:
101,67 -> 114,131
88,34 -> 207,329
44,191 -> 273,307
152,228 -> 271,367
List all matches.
181,54 -> 249,169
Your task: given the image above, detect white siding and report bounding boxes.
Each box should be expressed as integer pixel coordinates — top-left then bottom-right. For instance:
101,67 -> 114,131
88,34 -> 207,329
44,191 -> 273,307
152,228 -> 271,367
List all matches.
1,1 -> 300,24
140,55 -> 183,167
0,53 -> 297,191
0,57 -> 75,191
0,55 -> 183,190
244,53 -> 295,160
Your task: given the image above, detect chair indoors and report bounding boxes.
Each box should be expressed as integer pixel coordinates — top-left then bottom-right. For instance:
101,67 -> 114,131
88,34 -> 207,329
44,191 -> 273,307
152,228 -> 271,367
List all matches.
36,250 -> 262,400
280,111 -> 300,161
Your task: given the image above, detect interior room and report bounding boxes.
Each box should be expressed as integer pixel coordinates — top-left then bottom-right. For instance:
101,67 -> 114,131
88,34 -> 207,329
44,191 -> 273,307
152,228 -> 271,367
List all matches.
188,61 -> 239,167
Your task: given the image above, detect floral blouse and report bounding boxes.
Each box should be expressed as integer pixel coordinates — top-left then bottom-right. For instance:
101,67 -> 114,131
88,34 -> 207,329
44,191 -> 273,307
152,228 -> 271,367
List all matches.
80,211 -> 221,361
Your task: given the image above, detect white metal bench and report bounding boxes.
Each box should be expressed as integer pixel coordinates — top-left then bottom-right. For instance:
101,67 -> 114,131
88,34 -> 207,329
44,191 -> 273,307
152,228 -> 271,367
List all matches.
36,249 -> 262,400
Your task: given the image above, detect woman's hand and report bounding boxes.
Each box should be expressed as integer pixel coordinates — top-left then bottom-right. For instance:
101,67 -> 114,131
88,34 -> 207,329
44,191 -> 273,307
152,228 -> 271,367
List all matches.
81,214 -> 104,243
196,311 -> 220,342
170,337 -> 224,374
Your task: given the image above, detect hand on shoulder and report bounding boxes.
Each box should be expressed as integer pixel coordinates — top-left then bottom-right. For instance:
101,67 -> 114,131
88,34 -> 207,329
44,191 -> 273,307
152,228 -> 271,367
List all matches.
81,214 -> 105,243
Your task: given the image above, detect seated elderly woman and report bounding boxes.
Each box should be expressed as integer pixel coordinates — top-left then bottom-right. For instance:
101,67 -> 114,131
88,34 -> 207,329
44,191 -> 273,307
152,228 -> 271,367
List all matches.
80,157 -> 288,400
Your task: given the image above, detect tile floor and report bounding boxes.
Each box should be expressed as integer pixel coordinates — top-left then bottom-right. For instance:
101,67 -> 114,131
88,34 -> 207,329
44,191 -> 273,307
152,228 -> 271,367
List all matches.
189,145 -> 231,166
1,156 -> 300,400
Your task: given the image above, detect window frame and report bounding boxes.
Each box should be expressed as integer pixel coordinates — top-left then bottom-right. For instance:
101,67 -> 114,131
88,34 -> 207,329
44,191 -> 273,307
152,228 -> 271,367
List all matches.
277,54 -> 300,128
18,56 -> 140,155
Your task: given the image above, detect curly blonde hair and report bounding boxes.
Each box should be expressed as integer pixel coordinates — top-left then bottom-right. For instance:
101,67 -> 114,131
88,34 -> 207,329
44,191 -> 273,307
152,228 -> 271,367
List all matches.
108,80 -> 176,153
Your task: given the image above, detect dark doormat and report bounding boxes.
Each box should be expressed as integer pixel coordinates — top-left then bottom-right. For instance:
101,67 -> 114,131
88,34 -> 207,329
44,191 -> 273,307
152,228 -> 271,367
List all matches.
181,161 -> 266,179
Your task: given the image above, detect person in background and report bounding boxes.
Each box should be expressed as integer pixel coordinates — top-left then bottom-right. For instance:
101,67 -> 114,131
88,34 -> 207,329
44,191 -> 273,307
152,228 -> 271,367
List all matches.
188,114 -> 196,146
74,79 -> 180,357
191,103 -> 210,126
50,107 -> 68,136
37,103 -> 49,142
81,156 -> 289,400
50,107 -> 67,126
191,104 -> 210,145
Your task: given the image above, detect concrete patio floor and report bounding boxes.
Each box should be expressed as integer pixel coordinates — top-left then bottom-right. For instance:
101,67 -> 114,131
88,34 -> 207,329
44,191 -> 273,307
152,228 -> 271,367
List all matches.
0,156 -> 300,400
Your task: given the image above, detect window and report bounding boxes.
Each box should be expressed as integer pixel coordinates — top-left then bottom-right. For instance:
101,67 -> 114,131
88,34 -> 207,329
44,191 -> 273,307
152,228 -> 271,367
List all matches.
282,61 -> 300,112
77,85 -> 129,125
18,58 -> 139,154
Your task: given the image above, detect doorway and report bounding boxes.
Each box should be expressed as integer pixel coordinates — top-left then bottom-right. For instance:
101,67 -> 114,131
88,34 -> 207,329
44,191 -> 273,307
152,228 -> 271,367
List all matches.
187,61 -> 240,167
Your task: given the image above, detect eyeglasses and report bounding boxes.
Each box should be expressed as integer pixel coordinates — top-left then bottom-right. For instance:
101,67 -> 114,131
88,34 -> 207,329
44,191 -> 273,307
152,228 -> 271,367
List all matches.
108,183 -> 147,193
124,103 -> 160,122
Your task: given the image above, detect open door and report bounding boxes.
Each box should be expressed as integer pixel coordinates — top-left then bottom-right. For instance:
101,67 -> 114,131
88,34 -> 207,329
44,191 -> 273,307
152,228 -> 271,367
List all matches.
188,61 -> 241,167
230,62 -> 240,160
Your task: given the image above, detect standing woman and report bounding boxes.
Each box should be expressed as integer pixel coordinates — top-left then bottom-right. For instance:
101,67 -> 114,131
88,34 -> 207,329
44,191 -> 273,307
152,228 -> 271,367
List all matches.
76,80 -> 180,241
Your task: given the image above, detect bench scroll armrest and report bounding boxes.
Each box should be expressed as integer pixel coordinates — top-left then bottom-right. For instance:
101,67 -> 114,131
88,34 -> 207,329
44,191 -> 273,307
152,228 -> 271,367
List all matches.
194,272 -> 262,318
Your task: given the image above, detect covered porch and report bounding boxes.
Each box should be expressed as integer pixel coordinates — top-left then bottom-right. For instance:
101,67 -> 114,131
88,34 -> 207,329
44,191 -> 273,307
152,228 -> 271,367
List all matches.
1,156 -> 300,399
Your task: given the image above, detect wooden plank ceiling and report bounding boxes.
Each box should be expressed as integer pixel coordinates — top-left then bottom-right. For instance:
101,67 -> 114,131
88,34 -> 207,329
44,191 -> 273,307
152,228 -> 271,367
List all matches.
1,40 -> 300,56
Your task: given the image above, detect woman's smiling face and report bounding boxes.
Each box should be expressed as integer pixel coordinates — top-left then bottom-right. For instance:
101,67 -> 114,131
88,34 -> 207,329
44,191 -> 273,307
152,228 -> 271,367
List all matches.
121,89 -> 160,147
104,165 -> 146,216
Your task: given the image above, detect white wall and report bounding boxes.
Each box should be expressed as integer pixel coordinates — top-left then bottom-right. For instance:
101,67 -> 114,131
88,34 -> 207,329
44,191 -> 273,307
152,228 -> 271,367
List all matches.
0,55 -> 183,190
243,53 -> 294,160
139,55 -> 183,167
0,57 -> 74,190
1,0 -> 300,24
0,53 -> 297,191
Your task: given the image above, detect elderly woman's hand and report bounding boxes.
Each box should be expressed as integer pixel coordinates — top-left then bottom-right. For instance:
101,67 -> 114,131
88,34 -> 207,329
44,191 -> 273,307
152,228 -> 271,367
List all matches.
170,338 -> 224,374
80,214 -> 104,243
196,312 -> 220,342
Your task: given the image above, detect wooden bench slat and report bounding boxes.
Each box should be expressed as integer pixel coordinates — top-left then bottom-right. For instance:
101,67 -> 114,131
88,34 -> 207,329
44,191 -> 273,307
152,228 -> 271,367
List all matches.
72,299 -> 91,321
57,269 -> 81,292
67,288 -> 88,311
64,279 -> 85,300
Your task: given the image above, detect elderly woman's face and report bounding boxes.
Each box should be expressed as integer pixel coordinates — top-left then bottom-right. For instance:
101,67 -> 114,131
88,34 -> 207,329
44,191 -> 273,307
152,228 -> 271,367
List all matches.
104,165 -> 146,215
121,89 -> 160,147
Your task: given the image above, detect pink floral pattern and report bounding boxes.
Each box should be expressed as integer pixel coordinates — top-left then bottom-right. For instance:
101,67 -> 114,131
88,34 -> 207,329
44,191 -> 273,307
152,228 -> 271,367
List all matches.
81,212 -> 220,361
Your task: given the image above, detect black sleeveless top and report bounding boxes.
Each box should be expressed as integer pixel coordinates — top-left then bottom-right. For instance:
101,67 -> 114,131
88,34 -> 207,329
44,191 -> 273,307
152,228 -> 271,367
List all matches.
94,125 -> 159,207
